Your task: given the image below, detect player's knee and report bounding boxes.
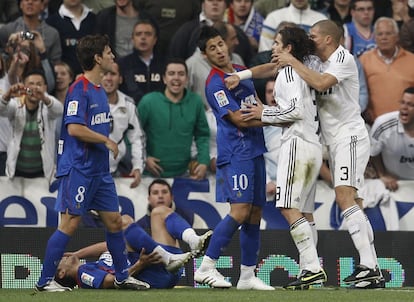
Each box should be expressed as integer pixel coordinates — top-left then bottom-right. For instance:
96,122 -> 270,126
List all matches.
151,205 -> 173,217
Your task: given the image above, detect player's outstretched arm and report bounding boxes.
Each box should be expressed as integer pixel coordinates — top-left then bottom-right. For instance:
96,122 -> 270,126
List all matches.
225,63 -> 278,90
273,52 -> 337,92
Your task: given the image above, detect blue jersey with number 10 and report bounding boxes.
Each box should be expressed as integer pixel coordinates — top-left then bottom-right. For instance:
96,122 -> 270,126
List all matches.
57,76 -> 112,177
205,65 -> 266,166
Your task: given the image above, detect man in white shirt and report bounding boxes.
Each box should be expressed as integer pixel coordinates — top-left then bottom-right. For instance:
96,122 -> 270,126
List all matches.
258,0 -> 326,51
370,87 -> 414,191
102,62 -> 145,188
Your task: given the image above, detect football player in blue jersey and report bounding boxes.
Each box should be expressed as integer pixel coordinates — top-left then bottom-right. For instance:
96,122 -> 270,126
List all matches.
36,34 -> 147,292
193,26 -> 274,290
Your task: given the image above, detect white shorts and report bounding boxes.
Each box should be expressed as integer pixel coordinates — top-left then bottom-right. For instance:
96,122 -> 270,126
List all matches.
275,137 -> 322,213
327,135 -> 369,190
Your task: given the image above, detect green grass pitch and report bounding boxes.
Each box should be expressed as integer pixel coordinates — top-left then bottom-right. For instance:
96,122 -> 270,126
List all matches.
1,287 -> 414,302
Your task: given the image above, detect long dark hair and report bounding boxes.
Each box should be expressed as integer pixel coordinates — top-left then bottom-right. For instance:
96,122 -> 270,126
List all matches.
278,27 -> 315,63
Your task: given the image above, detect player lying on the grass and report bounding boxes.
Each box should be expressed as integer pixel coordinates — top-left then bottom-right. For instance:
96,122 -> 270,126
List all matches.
58,214 -> 211,289
54,250 -> 154,290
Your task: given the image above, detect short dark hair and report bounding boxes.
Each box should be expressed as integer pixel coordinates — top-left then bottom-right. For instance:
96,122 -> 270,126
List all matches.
148,178 -> 172,195
23,68 -> 47,84
198,26 -> 222,52
350,0 -> 374,10
163,57 -> 188,75
132,18 -> 159,38
404,87 -> 414,95
76,34 -> 110,71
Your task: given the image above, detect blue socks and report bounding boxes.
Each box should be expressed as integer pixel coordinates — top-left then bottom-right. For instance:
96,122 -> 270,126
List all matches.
165,212 -> 192,240
37,230 -> 70,286
124,223 -> 158,252
106,230 -> 129,282
240,223 -> 260,266
206,215 -> 240,260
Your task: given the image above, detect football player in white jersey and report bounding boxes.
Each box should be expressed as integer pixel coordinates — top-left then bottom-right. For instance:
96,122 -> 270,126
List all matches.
239,26 -> 327,290
272,20 -> 382,288
225,20 -> 383,289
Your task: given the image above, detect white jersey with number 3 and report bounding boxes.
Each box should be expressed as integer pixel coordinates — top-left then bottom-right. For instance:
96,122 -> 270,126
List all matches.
315,45 -> 368,145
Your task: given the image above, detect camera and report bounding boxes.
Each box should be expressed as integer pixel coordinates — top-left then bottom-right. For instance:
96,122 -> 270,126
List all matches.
20,31 -> 35,40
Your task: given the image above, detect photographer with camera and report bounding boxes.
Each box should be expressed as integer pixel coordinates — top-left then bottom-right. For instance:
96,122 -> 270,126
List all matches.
0,0 -> 61,64
4,30 -> 55,92
0,69 -> 62,182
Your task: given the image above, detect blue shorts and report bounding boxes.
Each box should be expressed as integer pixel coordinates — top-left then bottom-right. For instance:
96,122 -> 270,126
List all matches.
128,244 -> 182,289
216,156 -> 266,206
55,168 -> 119,215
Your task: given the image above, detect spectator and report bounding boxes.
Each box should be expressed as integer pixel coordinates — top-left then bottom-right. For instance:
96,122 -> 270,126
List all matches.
135,0 -> 201,56
52,61 -> 74,148
136,179 -> 194,229
338,22 -> 369,112
258,0 -> 327,51
168,0 -> 227,60
399,16 -> 414,53
320,0 -> 352,25
53,61 -> 74,104
137,58 -> 210,179
102,62 -> 144,188
0,0 -> 19,26
0,55 -> 12,176
3,35 -> 55,92
82,0 -> 113,14
46,0 -> 96,76
0,69 -> 63,182
359,17 -> 414,124
343,0 -> 376,57
0,0 -> 62,64
373,0 -> 414,28
261,78 -> 282,200
94,0 -> 155,58
227,0 -> 264,52
369,87 -> 414,191
253,0 -> 287,18
118,19 -> 165,104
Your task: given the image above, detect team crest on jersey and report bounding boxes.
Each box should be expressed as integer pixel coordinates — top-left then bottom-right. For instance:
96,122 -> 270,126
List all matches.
81,272 -> 95,287
67,101 -> 78,116
214,90 -> 229,107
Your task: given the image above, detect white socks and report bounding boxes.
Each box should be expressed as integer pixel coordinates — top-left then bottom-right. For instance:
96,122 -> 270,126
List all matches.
153,245 -> 172,265
182,228 -> 200,250
239,265 -> 255,281
343,205 -> 377,269
198,255 -> 217,273
291,218 -> 321,273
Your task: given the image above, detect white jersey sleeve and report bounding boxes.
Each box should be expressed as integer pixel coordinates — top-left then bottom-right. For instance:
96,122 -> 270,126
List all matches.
317,45 -> 367,145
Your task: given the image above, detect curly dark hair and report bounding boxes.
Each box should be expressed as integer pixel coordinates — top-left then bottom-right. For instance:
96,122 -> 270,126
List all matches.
278,27 -> 315,63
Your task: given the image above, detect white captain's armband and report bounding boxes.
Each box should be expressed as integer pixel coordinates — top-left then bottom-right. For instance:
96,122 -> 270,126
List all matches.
235,69 -> 252,80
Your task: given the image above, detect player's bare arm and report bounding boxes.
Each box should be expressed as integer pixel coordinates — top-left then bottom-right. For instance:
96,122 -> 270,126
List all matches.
226,109 -> 265,128
273,52 -> 337,92
371,155 -> 399,191
241,103 -> 264,121
224,63 -> 278,90
128,248 -> 163,276
67,123 -> 119,159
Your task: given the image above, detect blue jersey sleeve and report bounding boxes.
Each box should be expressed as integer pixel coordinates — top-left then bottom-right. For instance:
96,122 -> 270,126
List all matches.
64,82 -> 88,127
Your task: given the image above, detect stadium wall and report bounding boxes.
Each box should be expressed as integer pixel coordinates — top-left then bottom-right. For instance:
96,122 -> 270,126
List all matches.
1,176 -> 413,231
0,228 -> 412,288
